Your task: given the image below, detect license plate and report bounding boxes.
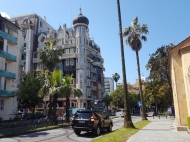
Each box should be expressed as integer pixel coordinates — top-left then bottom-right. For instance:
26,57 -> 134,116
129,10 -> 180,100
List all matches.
79,121 -> 85,123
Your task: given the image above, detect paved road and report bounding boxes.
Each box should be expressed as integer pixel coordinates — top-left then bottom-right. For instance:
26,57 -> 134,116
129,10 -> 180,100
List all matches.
0,116 -> 141,142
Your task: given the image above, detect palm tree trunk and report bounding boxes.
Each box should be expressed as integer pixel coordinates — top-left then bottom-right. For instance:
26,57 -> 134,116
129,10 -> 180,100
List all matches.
66,95 -> 70,122
117,0 -> 134,128
48,95 -> 53,121
52,94 -> 58,125
135,50 -> 147,120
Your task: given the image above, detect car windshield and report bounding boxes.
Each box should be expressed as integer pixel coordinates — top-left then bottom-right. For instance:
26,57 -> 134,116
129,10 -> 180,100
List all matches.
75,112 -> 91,119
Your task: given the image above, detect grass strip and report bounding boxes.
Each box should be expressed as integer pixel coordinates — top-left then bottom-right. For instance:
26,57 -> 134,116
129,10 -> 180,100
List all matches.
92,120 -> 150,142
0,122 -> 71,138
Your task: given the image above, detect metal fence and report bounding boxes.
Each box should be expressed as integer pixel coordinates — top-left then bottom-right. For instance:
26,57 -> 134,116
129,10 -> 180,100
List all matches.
0,118 -> 65,134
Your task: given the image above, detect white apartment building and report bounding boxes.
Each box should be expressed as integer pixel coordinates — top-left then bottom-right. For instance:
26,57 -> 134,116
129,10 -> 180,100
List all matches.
104,77 -> 114,96
0,13 -> 24,120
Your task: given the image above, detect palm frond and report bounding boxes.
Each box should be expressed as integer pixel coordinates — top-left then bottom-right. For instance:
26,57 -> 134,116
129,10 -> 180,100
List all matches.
123,26 -> 132,37
140,24 -> 149,34
131,17 -> 138,27
141,36 -> 147,41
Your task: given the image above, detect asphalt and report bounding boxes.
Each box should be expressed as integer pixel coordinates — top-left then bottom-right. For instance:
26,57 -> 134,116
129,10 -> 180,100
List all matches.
127,116 -> 190,142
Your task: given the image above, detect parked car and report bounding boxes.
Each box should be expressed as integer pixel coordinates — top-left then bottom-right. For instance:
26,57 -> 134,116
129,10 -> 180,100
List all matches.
33,113 -> 46,119
110,111 -> 116,116
22,113 -> 32,119
72,109 -> 113,136
115,109 -> 124,117
22,113 -> 46,119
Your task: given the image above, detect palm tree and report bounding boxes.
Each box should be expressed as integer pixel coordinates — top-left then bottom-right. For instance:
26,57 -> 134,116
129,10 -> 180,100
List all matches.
112,73 -> 120,88
112,73 -> 120,108
60,74 -> 83,122
39,40 -> 62,72
116,0 -> 134,128
39,40 -> 62,120
123,17 -> 148,120
38,70 -> 62,124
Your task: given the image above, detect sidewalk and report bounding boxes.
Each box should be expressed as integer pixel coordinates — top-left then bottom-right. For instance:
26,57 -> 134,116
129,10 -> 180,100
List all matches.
128,116 -> 190,142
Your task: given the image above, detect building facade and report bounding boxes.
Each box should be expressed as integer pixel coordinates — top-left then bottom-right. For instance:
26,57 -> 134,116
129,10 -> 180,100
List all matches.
0,14 -> 24,120
11,11 -> 105,114
169,36 -> 190,130
10,13 -> 54,74
104,77 -> 114,96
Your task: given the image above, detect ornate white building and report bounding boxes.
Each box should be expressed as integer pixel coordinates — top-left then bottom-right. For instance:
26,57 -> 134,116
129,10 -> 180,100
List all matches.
11,10 -> 105,114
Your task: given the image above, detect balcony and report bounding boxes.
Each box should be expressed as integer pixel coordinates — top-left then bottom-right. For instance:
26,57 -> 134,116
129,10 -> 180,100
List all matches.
0,30 -> 17,44
20,61 -> 25,66
33,57 -> 41,63
91,77 -> 96,82
0,70 -> 16,79
0,50 -> 17,62
93,62 -> 104,68
91,86 -> 97,91
62,43 -> 75,48
60,53 -> 77,59
21,46 -> 25,51
0,90 -> 15,96
90,68 -> 96,73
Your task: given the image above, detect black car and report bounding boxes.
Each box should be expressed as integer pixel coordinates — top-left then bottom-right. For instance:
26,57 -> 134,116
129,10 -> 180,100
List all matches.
72,109 -> 113,136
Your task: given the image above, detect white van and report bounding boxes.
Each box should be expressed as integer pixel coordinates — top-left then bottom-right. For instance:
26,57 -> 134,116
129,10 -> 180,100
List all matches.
115,109 -> 124,117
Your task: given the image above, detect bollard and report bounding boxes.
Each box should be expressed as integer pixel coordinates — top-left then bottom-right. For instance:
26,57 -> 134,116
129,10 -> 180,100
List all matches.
153,114 -> 154,119
159,114 -> 160,119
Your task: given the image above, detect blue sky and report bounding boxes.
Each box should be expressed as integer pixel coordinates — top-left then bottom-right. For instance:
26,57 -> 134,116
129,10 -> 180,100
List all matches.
1,0 -> 190,85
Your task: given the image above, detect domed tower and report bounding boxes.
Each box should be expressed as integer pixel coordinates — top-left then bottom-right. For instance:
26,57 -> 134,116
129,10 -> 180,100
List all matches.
73,9 -> 89,108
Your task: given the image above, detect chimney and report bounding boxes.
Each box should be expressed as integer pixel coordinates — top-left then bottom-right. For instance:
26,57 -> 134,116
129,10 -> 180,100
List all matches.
44,16 -> 46,21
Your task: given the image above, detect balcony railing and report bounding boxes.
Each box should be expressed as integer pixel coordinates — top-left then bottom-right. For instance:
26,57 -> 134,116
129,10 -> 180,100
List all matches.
91,86 -> 97,91
60,53 -> 77,59
0,30 -> 17,44
0,50 -> 17,62
90,68 -> 96,73
20,61 -> 25,66
33,57 -> 41,63
76,63 -> 86,69
0,70 -> 16,79
91,77 -> 96,82
0,90 -> 15,96
21,46 -> 25,51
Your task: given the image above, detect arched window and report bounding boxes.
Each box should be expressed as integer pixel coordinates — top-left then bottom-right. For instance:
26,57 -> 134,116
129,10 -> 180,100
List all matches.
0,36 -> 4,50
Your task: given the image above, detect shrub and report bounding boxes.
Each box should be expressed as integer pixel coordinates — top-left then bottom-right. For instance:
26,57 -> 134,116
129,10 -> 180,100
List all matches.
187,117 -> 190,129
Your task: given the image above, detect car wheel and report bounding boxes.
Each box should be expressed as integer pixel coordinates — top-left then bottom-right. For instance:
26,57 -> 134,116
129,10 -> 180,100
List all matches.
107,123 -> 112,132
74,130 -> 81,135
93,125 -> 101,136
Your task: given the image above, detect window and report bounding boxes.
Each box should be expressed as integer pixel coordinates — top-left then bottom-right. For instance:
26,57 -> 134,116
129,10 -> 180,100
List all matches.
70,59 -> 74,65
40,21 -> 43,28
66,59 -> 69,66
4,81 -> 6,90
65,49 -> 69,54
0,100 -> 4,110
0,36 -> 4,50
5,63 -> 7,71
79,37 -> 82,45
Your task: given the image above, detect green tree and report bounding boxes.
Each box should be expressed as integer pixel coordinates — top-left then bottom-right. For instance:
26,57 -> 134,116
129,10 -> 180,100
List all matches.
110,86 -> 124,108
110,86 -> 139,111
60,74 -> 83,122
103,95 -> 112,109
15,73 -> 44,120
39,70 -> 63,124
123,17 -> 148,120
145,44 -> 174,113
116,0 -> 134,128
39,40 -> 62,120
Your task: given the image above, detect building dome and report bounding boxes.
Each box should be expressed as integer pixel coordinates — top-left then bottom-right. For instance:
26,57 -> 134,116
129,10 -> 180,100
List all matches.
73,11 -> 89,26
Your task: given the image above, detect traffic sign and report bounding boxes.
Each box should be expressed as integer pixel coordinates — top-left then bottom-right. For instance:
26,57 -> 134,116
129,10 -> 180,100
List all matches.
137,101 -> 142,107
